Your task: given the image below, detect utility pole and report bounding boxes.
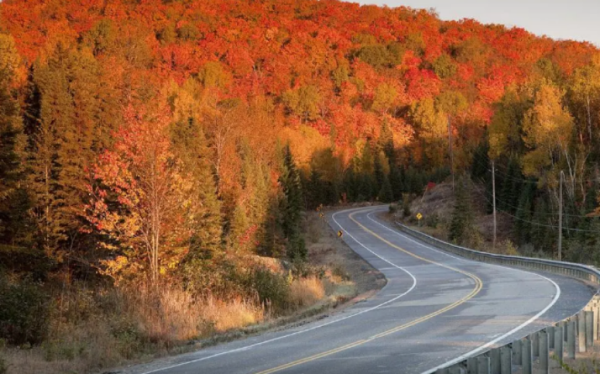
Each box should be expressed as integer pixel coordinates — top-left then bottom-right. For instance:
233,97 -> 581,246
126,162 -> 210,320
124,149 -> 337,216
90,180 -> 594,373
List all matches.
491,159 -> 497,250
448,116 -> 454,190
558,170 -> 564,261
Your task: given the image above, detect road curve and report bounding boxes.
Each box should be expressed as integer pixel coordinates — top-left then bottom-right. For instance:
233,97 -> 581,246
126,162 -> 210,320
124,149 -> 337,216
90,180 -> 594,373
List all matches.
126,206 -> 593,374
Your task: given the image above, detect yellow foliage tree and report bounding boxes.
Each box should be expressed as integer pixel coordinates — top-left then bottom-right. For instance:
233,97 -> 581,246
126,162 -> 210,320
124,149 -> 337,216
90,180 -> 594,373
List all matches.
410,97 -> 447,165
488,86 -> 526,160
570,53 -> 600,143
522,81 -> 574,192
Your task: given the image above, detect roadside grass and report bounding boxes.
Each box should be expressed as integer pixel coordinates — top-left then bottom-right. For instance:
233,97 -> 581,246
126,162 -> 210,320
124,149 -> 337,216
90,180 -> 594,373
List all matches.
288,276 -> 326,308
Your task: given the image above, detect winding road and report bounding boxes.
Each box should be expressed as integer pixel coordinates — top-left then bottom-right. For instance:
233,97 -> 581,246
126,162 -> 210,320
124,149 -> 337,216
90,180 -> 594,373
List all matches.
127,206 -> 593,374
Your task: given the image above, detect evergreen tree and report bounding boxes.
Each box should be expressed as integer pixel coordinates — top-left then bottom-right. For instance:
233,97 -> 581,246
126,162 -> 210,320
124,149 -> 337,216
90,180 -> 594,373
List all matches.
304,168 -> 324,209
28,45 -> 120,262
499,159 -> 521,214
228,204 -> 250,253
279,145 -> 305,261
342,167 -> 358,202
378,176 -> 394,203
389,165 -> 403,201
449,178 -> 474,245
530,198 -> 554,253
358,173 -> 376,201
374,153 -> 385,194
0,35 -> 30,246
514,182 -> 535,245
170,119 -> 222,259
471,140 -> 489,181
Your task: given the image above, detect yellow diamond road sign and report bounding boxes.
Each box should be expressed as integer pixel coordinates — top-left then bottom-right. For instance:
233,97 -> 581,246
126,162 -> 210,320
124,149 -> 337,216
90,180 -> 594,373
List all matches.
416,213 -> 423,220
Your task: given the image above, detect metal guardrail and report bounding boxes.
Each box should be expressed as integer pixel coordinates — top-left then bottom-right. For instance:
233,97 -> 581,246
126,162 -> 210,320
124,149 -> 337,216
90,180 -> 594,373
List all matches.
395,222 -> 600,286
395,222 -> 600,374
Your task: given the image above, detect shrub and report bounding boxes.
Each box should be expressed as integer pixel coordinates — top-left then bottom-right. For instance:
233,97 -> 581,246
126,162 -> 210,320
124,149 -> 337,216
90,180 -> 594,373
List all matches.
0,277 -> 50,345
286,235 -> 307,262
425,213 -> 439,228
244,268 -> 289,312
502,239 -> 518,256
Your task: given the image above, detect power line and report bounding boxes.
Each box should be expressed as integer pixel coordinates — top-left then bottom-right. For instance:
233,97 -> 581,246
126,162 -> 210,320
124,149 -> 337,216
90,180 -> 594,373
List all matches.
474,173 -> 592,219
471,157 -> 596,219
468,180 -> 600,233
473,155 -> 600,186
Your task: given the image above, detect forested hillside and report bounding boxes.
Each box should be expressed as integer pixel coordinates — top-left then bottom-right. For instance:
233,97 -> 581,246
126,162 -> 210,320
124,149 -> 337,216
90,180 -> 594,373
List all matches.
1,0 -> 600,371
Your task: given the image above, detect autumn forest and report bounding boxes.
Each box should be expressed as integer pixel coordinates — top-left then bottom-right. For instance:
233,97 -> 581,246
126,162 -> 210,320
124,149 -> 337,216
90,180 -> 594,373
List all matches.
1,0 -> 600,372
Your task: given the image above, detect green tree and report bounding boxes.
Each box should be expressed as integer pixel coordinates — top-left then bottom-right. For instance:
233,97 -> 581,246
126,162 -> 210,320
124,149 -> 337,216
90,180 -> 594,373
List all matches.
449,178 -> 474,245
378,176 -> 394,203
170,119 -> 222,259
279,146 -> 305,261
514,183 -> 535,245
28,45 -> 119,262
0,34 -> 30,246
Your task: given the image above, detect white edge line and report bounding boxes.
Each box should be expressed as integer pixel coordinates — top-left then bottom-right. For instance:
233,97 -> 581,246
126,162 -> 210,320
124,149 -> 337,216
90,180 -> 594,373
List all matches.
138,208 -> 417,374
361,208 -> 562,374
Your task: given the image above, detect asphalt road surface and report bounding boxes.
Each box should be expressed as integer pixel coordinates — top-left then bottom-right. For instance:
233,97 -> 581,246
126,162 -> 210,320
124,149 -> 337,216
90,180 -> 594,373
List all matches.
126,206 -> 593,374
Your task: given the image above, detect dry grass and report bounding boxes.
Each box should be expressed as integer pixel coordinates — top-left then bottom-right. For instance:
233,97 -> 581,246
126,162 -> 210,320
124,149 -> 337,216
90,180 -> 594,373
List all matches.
123,287 -> 267,343
288,276 -> 326,308
200,295 -> 265,332
1,212 -> 380,374
1,286 -> 267,374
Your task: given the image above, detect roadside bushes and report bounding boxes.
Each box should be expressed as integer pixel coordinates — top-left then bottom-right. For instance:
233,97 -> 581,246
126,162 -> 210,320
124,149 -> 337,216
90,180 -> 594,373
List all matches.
243,267 -> 290,313
0,275 -> 50,346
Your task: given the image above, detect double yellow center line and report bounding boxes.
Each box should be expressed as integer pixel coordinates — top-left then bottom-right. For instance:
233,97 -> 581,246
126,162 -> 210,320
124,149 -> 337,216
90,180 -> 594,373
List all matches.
255,210 -> 483,374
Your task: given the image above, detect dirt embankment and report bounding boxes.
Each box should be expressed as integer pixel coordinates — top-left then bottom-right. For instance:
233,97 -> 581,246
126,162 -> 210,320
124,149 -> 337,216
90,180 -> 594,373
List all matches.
398,181 -> 516,253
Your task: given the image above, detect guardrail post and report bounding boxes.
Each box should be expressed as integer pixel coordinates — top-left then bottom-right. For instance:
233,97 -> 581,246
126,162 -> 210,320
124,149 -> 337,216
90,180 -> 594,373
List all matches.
448,366 -> 464,374
490,348 -> 500,374
567,320 -> 576,359
594,298 -> 599,340
467,357 -> 478,374
477,356 -> 490,374
547,326 -> 555,349
532,332 -> 539,357
522,337 -> 532,374
540,330 -> 549,374
579,311 -> 587,353
554,323 -> 563,367
500,346 -> 511,374
513,339 -> 522,365
586,310 -> 594,348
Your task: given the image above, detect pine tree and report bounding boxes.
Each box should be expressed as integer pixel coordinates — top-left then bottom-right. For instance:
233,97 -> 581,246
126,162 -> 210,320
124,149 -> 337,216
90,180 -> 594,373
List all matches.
279,145 -> 305,261
170,119 -> 222,258
378,176 -> 394,203
449,178 -> 474,245
0,34 -> 31,246
342,166 -> 357,202
513,181 -> 535,245
28,45 -> 120,262
530,198 -> 554,253
471,140 -> 489,181
389,165 -> 402,201
374,152 -> 385,194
